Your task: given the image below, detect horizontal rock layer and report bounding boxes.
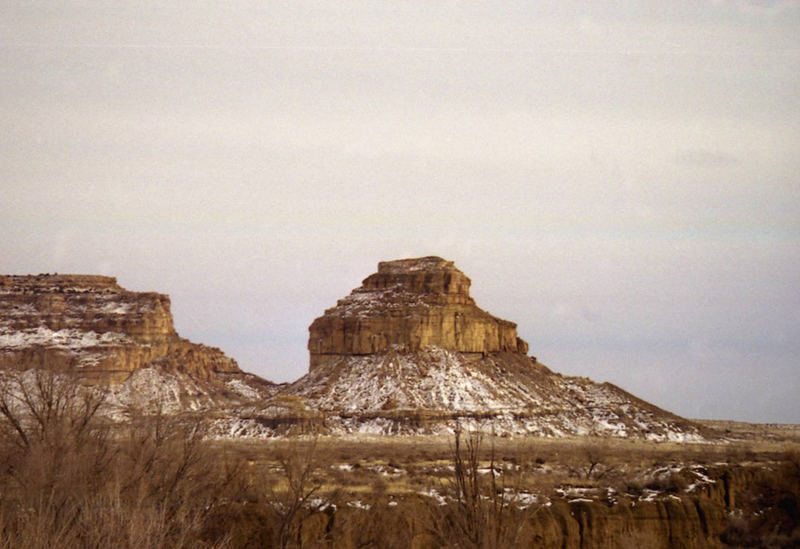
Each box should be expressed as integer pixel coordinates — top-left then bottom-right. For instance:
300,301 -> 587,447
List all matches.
0,274 -> 241,384
282,256 -> 711,440
308,257 -> 528,370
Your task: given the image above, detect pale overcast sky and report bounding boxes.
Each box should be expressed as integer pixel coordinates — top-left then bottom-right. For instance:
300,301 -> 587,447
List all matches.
2,1 -> 799,423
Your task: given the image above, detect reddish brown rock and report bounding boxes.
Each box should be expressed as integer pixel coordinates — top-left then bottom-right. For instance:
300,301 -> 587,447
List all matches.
308,257 -> 529,370
292,257 -> 711,441
0,274 -> 240,383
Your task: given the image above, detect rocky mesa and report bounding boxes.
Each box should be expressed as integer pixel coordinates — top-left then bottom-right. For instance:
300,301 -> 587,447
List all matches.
284,257 -> 709,440
308,256 -> 528,370
1,263 -> 711,440
0,274 -> 276,412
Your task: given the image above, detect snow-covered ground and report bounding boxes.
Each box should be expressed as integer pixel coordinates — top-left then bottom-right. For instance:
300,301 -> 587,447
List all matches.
275,346 -> 707,440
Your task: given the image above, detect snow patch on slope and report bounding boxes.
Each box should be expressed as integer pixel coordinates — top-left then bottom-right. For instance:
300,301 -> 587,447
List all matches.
281,347 -> 707,440
0,326 -> 131,349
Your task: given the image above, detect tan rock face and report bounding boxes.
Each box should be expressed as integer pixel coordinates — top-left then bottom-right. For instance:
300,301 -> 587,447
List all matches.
0,274 -> 240,382
308,257 -> 529,370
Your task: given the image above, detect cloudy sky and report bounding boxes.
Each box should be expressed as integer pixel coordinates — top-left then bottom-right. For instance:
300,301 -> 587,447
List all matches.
2,1 -> 798,423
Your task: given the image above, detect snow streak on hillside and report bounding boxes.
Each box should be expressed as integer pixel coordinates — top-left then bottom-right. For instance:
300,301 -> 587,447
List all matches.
280,347 -> 705,441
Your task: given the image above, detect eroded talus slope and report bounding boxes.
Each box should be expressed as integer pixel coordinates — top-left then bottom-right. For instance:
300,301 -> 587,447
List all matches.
278,257 -> 708,439
0,274 -> 277,412
285,348 -> 704,440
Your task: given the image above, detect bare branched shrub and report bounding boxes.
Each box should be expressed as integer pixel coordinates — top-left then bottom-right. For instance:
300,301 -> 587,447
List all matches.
426,425 -> 538,549
566,439 -> 618,481
203,436 -> 338,549
0,367 -> 109,451
335,498 -> 416,549
0,368 -> 114,548
0,368 -> 236,549
276,439 -> 320,547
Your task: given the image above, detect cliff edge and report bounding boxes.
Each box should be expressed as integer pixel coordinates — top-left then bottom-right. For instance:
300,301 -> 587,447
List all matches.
308,256 -> 528,370
0,274 -> 276,413
284,257 -> 710,439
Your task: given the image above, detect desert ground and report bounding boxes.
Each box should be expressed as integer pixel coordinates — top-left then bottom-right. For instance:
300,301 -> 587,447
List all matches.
3,380 -> 797,549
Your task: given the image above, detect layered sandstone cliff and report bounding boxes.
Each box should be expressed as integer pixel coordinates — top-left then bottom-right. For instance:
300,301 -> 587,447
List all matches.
308,257 -> 529,370
279,257 -> 710,440
0,275 -> 256,393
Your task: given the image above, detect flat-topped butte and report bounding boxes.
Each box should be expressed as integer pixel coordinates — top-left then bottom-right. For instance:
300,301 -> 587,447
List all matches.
308,257 -> 529,371
0,273 -> 239,382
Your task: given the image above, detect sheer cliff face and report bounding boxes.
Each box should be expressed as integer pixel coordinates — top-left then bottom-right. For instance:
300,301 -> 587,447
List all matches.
293,257 -> 707,441
0,274 -> 240,382
308,257 -> 529,371
0,275 -> 175,340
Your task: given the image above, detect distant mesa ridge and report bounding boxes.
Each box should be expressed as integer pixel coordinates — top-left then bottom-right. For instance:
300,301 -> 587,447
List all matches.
1,264 -> 710,439
308,256 -> 529,371
0,273 -> 242,383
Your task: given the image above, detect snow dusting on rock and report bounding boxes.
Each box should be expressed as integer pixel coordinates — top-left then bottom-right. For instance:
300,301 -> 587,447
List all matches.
279,346 -> 708,440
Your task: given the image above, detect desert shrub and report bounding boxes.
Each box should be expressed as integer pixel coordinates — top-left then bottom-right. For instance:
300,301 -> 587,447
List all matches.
563,439 -> 619,482
0,368 -> 236,549
725,443 -> 757,465
424,426 -> 540,549
371,475 -> 389,496
325,498 -> 418,549
224,436 -> 340,549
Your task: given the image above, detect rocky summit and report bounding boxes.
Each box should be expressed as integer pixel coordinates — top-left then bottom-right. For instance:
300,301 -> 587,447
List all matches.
284,257 -> 709,440
0,274 -> 276,414
308,256 -> 528,370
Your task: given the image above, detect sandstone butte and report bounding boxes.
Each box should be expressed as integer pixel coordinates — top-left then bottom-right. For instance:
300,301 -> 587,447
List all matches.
293,256 -> 706,441
0,274 -> 241,384
1,264 -> 708,440
308,256 -> 530,371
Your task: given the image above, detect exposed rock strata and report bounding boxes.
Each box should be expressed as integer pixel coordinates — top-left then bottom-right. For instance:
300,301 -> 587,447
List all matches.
0,274 -> 275,407
222,462 -> 774,548
284,257 -> 710,439
1,264 -> 712,440
308,257 -> 528,370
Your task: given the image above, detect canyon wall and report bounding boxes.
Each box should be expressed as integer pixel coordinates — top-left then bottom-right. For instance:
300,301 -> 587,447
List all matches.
262,464 -> 771,549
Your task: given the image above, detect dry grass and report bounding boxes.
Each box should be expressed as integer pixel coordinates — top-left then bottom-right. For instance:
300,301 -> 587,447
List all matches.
1,370 -> 797,548
207,430 -> 797,502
